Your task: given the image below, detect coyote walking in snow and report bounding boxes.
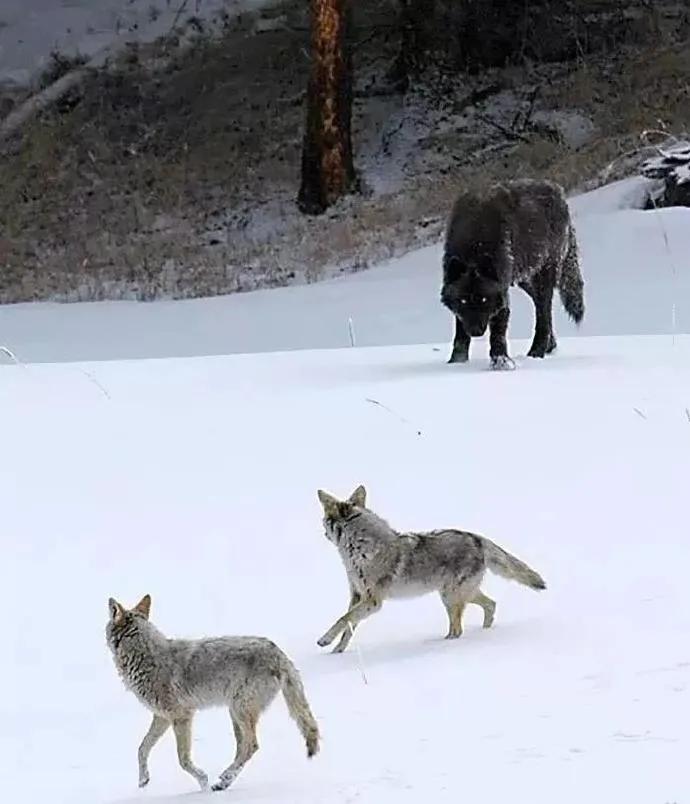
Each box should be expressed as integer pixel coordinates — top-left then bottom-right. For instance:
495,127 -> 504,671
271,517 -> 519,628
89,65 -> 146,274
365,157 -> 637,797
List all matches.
316,486 -> 546,653
106,595 -> 319,792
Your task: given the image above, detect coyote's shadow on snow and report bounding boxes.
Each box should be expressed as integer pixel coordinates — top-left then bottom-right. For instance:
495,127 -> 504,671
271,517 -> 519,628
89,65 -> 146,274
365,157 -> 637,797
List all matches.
113,786 -> 288,803
112,774 -> 309,804
303,617 -> 547,678
113,793 -> 207,804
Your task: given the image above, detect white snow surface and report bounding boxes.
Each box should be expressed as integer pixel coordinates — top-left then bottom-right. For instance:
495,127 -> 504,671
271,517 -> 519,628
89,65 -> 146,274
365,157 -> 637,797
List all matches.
2,333 -> 690,804
2,175 -> 690,802
0,0 -> 273,87
2,176 -> 688,365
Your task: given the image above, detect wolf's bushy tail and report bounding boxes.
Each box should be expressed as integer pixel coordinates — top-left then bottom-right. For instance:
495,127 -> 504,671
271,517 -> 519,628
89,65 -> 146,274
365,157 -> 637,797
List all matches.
279,656 -> 320,758
481,538 -> 546,591
558,224 -> 585,324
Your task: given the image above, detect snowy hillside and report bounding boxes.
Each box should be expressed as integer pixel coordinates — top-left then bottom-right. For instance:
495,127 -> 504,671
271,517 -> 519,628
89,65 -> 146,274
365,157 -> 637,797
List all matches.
2,333 -> 689,804
1,176 -> 688,364
0,0 -> 272,86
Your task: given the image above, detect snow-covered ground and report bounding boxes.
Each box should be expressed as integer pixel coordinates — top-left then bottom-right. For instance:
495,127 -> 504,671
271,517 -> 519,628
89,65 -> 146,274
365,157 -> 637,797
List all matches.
2,333 -> 689,804
2,176 -> 690,803
1,177 -> 687,365
0,0 -> 272,87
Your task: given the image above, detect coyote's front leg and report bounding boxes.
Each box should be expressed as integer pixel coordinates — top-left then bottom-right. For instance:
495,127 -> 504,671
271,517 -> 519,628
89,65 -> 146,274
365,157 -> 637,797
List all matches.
317,595 -> 382,653
138,714 -> 170,787
332,586 -> 361,654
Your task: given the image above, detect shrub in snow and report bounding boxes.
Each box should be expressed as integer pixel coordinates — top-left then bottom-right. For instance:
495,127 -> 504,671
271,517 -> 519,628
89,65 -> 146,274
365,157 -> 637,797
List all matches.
641,142 -> 690,209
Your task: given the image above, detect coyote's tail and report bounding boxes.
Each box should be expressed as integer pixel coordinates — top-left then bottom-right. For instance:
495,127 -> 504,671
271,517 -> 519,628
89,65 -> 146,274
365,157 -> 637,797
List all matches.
280,656 -> 320,758
482,537 -> 546,591
558,224 -> 585,324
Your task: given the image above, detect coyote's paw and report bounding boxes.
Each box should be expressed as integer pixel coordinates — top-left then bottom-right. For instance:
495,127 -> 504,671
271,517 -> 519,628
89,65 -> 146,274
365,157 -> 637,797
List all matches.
212,770 -> 237,792
490,355 -> 516,371
317,633 -> 334,648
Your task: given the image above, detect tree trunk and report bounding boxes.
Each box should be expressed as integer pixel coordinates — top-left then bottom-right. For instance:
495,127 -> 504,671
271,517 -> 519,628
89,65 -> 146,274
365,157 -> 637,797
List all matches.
298,0 -> 357,215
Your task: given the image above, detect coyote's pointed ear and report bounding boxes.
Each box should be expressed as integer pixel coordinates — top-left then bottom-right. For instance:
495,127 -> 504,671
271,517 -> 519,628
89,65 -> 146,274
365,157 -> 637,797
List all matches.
132,594 -> 151,619
348,485 -> 367,507
108,597 -> 126,624
317,489 -> 341,518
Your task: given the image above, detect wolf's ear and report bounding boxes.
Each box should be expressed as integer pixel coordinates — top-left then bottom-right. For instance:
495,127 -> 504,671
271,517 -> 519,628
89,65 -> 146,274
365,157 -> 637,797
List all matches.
132,594 -> 152,620
348,485 -> 367,507
108,597 -> 126,624
317,489 -> 341,518
445,254 -> 466,281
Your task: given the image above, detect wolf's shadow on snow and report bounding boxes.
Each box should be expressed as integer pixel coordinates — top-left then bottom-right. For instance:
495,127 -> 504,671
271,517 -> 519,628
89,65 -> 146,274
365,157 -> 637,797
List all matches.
306,349 -> 617,390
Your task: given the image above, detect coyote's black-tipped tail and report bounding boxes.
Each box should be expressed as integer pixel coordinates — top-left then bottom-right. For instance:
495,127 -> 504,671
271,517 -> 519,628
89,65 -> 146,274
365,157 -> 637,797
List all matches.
280,657 -> 320,758
481,537 -> 546,591
558,224 -> 585,324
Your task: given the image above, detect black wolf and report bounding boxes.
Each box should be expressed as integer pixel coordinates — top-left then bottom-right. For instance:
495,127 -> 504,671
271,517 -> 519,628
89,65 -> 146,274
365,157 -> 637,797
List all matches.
440,179 -> 585,369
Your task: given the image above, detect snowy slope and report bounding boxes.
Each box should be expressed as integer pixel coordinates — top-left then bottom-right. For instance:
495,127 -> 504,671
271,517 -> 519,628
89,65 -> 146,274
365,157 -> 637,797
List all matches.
2,334 -> 689,804
0,0 -> 273,87
2,177 -> 688,365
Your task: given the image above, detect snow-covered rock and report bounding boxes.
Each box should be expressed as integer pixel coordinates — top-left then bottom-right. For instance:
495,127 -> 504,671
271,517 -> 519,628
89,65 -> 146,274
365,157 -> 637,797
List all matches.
641,141 -> 690,208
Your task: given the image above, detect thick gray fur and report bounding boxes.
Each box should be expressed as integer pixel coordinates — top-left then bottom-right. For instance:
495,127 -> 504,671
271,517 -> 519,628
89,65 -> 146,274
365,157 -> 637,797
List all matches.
106,595 -> 319,792
441,178 -> 584,368
316,486 -> 546,653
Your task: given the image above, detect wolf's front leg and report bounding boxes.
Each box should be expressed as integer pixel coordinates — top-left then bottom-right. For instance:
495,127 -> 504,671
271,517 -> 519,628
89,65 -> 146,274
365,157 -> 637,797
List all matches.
138,714 -> 170,787
448,317 -> 470,364
489,306 -> 515,371
317,596 -> 382,652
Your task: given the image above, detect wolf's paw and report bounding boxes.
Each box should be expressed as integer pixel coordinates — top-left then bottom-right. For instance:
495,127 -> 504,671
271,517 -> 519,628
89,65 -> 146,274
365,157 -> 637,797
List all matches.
448,351 -> 469,364
317,633 -> 334,648
138,774 -> 150,789
527,342 -> 550,358
490,355 -> 516,371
